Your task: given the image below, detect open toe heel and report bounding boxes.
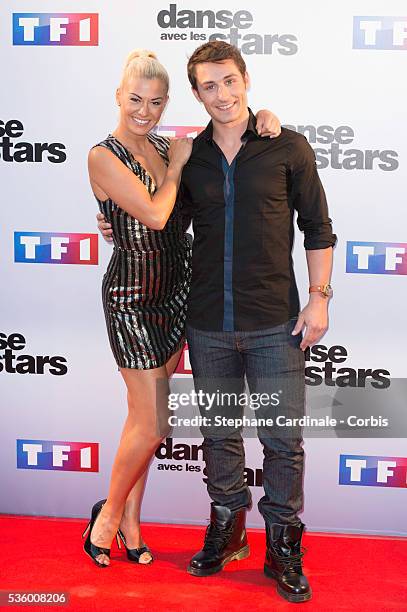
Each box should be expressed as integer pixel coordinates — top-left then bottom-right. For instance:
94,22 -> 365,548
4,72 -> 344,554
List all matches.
82,499 -> 111,568
117,529 -> 154,564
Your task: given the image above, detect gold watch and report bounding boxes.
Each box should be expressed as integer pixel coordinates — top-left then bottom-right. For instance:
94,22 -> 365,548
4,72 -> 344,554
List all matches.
309,284 -> 333,298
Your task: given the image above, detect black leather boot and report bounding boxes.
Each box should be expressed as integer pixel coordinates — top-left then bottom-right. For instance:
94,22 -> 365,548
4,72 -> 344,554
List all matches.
187,505 -> 250,576
264,522 -> 312,603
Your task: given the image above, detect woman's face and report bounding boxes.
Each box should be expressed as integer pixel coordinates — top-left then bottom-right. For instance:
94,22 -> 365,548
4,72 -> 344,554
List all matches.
116,77 -> 168,136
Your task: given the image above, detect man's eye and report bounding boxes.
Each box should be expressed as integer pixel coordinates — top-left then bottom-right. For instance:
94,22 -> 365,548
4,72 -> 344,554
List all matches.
130,98 -> 140,103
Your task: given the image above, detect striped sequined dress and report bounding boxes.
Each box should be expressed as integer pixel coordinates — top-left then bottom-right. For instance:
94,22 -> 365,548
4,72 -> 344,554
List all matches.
93,133 -> 191,369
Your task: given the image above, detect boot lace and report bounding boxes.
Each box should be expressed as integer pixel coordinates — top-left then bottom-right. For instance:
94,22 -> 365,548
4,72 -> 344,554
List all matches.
203,521 -> 234,554
271,546 -> 307,573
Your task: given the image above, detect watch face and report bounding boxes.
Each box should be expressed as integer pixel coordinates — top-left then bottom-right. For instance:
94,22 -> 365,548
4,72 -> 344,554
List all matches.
324,284 -> 333,297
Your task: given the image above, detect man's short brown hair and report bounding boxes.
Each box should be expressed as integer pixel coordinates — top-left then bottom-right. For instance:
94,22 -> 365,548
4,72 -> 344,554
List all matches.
187,41 -> 247,90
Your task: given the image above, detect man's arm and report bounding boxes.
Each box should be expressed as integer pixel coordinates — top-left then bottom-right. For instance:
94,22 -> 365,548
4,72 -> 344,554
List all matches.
292,247 -> 333,350
97,212 -> 113,242
178,179 -> 193,233
289,134 -> 337,350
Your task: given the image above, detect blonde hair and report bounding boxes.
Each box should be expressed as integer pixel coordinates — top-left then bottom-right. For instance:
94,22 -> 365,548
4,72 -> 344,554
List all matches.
121,49 -> 169,91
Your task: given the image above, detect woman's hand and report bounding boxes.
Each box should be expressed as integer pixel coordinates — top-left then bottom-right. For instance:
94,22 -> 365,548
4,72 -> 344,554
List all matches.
168,137 -> 193,167
255,109 -> 281,138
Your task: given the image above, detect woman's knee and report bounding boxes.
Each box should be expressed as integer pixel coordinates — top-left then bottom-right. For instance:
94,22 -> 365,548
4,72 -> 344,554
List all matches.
156,416 -> 171,440
125,387 -> 171,445
128,409 -> 170,447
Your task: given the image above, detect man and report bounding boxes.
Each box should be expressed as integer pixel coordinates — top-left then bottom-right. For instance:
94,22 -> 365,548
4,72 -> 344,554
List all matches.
99,41 -> 336,603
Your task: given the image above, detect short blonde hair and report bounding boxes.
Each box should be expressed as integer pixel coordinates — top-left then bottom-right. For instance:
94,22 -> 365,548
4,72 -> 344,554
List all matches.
121,49 -> 169,92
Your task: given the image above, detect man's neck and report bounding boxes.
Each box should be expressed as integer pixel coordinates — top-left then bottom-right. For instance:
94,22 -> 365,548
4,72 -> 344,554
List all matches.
212,110 -> 250,149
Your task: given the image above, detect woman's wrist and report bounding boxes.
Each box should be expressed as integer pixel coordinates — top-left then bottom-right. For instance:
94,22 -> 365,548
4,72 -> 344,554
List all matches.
167,160 -> 184,174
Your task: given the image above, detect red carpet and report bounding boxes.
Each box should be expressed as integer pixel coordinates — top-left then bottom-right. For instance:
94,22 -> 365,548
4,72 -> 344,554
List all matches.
0,515 -> 406,611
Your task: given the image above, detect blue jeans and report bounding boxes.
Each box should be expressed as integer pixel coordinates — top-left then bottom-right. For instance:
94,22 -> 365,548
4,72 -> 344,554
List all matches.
186,319 -> 305,526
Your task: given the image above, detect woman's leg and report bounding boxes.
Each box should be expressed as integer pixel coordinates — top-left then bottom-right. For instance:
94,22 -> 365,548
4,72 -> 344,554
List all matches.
118,347 -> 183,562
89,360 -> 174,565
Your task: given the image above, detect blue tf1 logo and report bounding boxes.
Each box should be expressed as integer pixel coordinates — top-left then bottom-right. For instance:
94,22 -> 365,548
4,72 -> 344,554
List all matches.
353,16 -> 407,50
346,241 -> 407,275
339,454 -> 407,488
12,13 -> 99,46
17,440 -> 99,472
14,232 -> 98,265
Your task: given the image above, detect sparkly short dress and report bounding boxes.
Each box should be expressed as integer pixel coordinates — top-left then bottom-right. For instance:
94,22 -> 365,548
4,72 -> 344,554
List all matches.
93,133 -> 192,369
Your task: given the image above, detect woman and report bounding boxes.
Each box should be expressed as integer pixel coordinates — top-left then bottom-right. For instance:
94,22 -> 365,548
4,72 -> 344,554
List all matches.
84,49 -> 280,567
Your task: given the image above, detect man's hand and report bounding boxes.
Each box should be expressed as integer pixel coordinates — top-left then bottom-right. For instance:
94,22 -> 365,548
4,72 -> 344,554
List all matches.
291,295 -> 329,351
255,110 -> 281,138
96,212 -> 113,243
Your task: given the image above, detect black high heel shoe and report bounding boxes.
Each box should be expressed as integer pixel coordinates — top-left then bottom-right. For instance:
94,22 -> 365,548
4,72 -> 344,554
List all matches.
117,528 -> 154,564
82,499 -> 121,567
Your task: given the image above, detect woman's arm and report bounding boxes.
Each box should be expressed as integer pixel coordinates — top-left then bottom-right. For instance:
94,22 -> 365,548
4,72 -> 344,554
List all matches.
88,138 -> 192,230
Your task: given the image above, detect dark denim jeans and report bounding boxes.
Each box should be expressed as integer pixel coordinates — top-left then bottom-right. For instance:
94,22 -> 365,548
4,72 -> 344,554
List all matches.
186,319 -> 305,526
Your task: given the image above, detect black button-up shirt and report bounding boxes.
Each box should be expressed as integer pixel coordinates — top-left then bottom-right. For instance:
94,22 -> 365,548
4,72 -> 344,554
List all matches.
179,109 -> 336,332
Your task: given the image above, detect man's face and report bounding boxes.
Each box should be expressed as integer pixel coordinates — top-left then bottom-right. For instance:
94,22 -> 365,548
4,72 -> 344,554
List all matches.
192,59 -> 249,126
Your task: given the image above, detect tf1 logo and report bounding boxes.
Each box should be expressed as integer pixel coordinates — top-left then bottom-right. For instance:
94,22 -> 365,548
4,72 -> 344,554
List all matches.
339,454 -> 407,488
17,440 -> 99,472
346,241 -> 407,275
14,232 -> 98,265
353,16 -> 407,50
13,13 -> 99,46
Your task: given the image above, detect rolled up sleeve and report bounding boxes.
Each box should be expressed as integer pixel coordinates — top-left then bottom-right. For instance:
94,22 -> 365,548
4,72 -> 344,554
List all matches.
289,134 -> 337,250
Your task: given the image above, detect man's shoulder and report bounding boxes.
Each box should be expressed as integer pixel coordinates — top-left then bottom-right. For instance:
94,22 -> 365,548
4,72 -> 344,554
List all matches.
185,129 -> 210,165
191,128 -> 208,151
279,126 -> 308,145
278,127 -> 314,161
253,127 -> 311,157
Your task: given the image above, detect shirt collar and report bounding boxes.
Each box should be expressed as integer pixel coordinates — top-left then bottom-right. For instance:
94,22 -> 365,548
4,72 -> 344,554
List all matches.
201,108 -> 260,143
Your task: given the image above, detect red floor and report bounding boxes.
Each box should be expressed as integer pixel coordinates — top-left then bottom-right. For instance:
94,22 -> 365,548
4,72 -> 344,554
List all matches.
0,515 -> 406,611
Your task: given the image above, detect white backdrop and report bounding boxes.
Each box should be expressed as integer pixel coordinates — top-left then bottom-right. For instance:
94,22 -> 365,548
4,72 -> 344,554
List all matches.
1,0 -> 406,536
